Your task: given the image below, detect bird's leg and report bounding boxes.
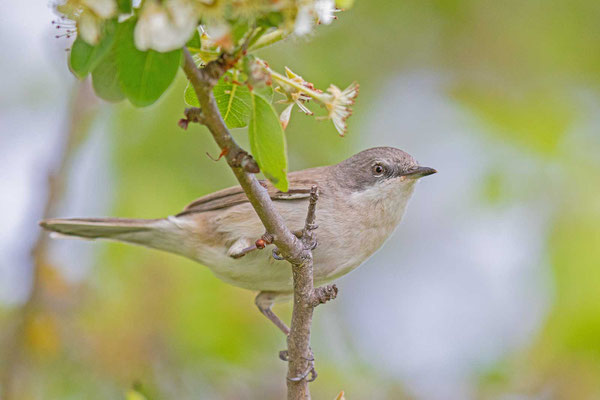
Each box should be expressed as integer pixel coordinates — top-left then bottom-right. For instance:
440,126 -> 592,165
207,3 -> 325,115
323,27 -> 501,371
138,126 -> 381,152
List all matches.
229,233 -> 274,259
258,289 -> 317,380
280,348 -> 317,382
255,291 -> 319,382
255,291 -> 290,336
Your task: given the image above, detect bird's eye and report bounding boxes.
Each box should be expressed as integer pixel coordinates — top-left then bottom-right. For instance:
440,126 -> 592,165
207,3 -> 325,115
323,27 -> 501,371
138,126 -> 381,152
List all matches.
372,163 -> 385,177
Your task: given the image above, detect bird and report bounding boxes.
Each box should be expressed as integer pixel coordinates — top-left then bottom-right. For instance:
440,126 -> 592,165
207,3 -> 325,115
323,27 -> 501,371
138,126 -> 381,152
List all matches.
40,146 -> 436,334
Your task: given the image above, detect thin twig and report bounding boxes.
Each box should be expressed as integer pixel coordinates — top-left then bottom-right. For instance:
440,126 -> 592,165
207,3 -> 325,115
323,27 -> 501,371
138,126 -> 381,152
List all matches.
285,186 -> 320,397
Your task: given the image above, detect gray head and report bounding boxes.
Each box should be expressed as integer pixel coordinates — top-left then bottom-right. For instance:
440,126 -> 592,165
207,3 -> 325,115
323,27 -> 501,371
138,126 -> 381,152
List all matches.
332,147 -> 436,192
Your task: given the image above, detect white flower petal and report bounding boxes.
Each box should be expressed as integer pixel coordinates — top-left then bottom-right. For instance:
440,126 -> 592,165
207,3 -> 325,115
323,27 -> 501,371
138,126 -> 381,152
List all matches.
280,104 -> 294,130
315,0 -> 335,24
204,21 -> 230,43
78,11 -> 101,44
294,5 -> 314,35
134,0 -> 198,52
83,0 -> 117,18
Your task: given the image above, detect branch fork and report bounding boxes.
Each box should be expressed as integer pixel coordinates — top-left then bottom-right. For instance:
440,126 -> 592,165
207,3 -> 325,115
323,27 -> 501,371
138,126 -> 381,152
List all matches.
309,284 -> 338,308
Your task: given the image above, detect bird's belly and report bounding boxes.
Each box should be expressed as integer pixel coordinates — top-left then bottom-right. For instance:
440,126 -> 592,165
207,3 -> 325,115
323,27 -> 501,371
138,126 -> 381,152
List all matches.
196,245 -> 294,291
194,228 -> 389,292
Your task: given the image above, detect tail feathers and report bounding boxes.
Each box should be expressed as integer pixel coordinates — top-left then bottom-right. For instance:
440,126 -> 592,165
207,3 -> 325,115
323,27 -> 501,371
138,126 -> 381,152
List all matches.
40,216 -> 196,260
39,217 -> 158,240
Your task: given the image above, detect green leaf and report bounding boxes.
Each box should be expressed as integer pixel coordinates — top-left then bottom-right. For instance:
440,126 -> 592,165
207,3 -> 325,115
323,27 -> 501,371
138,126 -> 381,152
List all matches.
257,12 -> 284,28
231,20 -> 251,43
69,19 -> 117,79
186,29 -> 201,48
214,75 -> 252,128
117,0 -> 132,14
92,49 -> 125,102
249,93 -> 288,191
185,72 -> 254,129
184,82 -> 200,107
116,19 -> 182,107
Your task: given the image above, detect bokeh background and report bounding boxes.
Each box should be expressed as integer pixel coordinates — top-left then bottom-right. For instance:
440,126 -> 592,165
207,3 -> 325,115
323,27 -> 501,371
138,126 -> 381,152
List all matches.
2,1 -> 600,399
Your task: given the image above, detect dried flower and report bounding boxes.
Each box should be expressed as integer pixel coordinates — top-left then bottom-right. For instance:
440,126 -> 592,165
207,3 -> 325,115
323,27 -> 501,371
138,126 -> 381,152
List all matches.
266,62 -> 358,135
323,82 -> 359,136
279,103 -> 294,130
275,66 -> 314,115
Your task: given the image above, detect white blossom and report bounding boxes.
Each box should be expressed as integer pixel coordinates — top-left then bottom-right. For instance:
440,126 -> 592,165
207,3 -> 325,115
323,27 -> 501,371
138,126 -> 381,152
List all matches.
134,0 -> 198,52
54,0 -> 117,45
314,0 -> 335,24
78,11 -> 102,44
82,0 -> 116,18
294,3 -> 314,35
294,0 -> 336,35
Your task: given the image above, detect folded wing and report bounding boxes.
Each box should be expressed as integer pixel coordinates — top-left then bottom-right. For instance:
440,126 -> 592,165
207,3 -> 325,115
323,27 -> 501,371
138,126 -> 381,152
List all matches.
177,168 -> 326,216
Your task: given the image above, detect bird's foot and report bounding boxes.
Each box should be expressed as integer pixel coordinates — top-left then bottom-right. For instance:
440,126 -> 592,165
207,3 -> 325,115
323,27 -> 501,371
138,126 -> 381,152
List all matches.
272,248 -> 284,260
288,362 -> 318,383
279,348 -> 315,362
279,348 -> 317,382
279,350 -> 289,361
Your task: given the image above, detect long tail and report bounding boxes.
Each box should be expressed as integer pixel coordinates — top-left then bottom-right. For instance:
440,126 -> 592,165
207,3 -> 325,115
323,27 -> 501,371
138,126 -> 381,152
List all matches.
39,217 -> 192,258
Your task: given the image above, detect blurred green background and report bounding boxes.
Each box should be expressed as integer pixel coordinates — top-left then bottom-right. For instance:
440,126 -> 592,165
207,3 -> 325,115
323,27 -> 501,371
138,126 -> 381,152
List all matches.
1,0 -> 600,399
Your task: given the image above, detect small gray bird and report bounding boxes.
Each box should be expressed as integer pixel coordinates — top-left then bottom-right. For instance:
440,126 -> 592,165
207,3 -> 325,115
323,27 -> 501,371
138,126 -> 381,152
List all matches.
40,147 -> 435,333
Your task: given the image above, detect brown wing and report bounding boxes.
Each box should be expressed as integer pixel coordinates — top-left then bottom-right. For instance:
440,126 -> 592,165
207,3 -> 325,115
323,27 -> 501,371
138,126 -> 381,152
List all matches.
176,168 -> 326,216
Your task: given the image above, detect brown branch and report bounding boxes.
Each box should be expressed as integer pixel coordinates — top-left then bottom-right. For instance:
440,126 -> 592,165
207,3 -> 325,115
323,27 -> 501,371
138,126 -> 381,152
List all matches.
182,49 -> 303,259
181,48 -> 337,399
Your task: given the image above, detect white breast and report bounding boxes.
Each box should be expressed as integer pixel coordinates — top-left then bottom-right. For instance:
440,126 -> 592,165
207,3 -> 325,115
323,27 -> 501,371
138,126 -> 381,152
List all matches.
311,178 -> 417,284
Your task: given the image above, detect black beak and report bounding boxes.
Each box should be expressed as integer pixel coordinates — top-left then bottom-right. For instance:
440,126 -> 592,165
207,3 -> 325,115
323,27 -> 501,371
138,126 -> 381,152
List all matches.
403,166 -> 437,179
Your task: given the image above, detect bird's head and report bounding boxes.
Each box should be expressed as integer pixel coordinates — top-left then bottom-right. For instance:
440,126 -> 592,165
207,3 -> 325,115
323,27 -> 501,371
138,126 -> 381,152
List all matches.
333,146 -> 436,197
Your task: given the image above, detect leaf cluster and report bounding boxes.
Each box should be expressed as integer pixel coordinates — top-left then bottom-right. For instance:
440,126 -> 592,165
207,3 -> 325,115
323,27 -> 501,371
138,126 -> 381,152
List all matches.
70,17 -> 181,106
64,0 -> 356,191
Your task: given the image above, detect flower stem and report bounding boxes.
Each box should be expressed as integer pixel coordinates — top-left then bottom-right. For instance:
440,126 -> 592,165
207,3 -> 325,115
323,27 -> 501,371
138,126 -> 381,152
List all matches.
187,47 -> 220,63
262,63 -> 329,103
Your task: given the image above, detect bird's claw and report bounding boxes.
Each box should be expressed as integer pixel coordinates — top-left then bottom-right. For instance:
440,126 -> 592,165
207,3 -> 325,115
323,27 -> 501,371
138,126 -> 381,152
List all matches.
279,348 -> 314,362
280,348 -> 317,381
272,248 -> 284,260
287,363 -> 318,383
279,350 -> 289,361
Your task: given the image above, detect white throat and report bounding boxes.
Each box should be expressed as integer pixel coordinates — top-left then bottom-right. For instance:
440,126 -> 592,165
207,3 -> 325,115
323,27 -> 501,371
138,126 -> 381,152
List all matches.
349,178 -> 417,230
